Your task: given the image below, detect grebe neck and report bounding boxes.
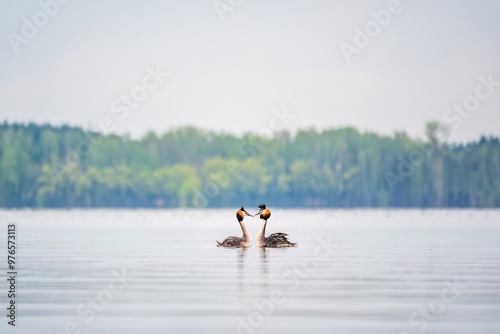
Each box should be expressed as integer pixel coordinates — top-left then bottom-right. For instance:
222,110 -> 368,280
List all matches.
256,219 -> 267,245
239,220 -> 251,242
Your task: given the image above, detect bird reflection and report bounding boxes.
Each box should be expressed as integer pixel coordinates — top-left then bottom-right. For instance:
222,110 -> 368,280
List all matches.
259,247 -> 269,295
235,247 -> 271,299
259,247 -> 268,274
237,247 -> 247,270
236,247 -> 248,297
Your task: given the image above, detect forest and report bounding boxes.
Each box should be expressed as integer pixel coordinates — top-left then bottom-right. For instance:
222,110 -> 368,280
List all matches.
0,121 -> 499,208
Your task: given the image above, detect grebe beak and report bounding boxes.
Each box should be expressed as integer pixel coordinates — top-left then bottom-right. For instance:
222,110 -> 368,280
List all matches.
244,211 -> 254,217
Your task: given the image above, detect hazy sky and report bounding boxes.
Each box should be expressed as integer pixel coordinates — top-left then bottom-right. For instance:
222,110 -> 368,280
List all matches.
1,0 -> 499,142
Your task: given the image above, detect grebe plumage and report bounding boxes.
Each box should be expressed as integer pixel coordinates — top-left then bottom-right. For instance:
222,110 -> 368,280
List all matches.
217,207 -> 253,248
254,204 -> 296,248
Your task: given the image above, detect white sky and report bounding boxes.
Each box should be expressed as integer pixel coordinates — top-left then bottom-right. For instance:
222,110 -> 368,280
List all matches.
1,0 -> 499,143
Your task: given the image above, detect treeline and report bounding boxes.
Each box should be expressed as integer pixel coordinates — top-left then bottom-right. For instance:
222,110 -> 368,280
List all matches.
0,121 -> 499,208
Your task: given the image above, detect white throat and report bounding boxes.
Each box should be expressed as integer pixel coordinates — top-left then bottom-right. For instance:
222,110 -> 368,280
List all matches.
256,219 -> 267,246
239,220 -> 251,243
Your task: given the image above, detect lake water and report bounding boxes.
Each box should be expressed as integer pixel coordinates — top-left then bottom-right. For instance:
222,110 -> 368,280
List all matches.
0,209 -> 499,334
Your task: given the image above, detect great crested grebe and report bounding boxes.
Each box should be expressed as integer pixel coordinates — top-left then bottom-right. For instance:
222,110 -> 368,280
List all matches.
217,207 -> 254,248
254,204 -> 296,248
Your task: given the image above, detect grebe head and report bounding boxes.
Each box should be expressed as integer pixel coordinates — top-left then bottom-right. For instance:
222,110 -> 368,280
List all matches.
237,207 -> 253,222
256,204 -> 271,220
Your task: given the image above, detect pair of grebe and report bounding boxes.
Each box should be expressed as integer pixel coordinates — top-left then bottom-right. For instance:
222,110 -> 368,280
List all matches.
217,204 -> 296,248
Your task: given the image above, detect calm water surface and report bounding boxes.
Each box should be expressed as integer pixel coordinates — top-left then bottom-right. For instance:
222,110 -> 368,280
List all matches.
0,209 -> 499,334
